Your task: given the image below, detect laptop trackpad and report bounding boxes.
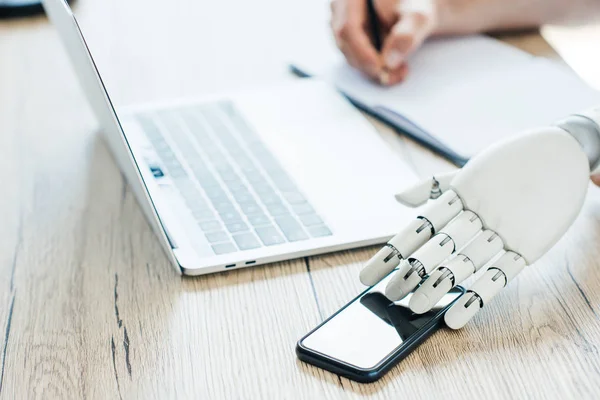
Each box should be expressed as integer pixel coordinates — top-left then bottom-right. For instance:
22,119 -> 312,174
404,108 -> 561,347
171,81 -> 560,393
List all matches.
232,81 -> 418,237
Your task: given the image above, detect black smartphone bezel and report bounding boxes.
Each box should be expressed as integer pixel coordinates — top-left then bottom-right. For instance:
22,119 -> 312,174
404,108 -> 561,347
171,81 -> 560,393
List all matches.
296,285 -> 466,383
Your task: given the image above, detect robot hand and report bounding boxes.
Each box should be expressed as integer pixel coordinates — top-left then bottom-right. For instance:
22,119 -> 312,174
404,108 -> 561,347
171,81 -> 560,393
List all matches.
360,107 -> 600,329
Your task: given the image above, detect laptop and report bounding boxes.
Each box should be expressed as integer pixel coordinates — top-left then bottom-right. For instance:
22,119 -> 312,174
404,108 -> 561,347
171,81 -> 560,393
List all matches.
43,0 -> 418,275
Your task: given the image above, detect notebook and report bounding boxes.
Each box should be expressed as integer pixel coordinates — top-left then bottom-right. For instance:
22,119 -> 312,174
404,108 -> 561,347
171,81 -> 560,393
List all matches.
292,35 -> 600,158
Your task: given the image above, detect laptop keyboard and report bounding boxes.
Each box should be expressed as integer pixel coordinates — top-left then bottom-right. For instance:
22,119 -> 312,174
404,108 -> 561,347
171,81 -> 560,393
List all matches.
135,101 -> 332,255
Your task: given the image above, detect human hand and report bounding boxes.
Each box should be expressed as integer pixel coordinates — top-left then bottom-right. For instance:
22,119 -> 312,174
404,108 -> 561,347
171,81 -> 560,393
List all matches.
330,0 -> 437,85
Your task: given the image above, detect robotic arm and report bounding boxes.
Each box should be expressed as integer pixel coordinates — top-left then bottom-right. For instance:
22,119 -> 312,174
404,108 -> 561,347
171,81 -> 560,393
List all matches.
361,107 -> 600,329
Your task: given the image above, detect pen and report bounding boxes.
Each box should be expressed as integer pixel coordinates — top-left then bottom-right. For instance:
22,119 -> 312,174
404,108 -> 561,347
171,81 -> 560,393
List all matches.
367,0 -> 383,52
288,2 -> 469,167
288,64 -> 469,168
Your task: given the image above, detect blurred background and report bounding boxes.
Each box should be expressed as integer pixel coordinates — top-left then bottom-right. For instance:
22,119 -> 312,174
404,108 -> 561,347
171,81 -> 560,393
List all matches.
1,0 -> 598,117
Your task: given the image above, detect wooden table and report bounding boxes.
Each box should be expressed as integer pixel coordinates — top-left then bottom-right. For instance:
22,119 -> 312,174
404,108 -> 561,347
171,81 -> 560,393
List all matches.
1,1 -> 600,398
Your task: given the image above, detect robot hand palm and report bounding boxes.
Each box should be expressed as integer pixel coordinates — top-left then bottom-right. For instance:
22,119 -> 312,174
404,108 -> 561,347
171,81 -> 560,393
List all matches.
360,126 -> 591,329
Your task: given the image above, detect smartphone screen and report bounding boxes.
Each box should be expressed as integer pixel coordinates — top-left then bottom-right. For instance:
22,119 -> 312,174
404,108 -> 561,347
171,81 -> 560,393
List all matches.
299,272 -> 463,371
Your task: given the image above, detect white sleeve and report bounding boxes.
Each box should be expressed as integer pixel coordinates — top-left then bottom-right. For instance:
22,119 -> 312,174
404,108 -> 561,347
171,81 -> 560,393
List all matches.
576,106 -> 600,125
557,106 -> 600,175
577,107 -> 600,175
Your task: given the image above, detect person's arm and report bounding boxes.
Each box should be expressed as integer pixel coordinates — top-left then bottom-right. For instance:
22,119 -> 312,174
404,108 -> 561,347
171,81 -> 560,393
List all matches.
331,0 -> 599,85
436,0 -> 586,34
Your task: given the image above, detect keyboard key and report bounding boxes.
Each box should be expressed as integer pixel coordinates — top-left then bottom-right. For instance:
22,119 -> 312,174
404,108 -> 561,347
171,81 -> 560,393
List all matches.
212,161 -> 230,171
188,159 -> 207,170
299,214 -> 323,227
218,101 -> 235,117
308,225 -> 333,238
252,183 -> 273,194
291,203 -> 314,215
275,216 -> 309,242
245,173 -> 265,183
226,221 -> 249,233
151,139 -> 169,151
187,199 -> 210,211
236,156 -> 253,169
137,116 -> 161,136
255,226 -> 286,246
190,163 -> 213,175
212,243 -> 237,255
150,166 -> 164,178
187,159 -> 206,170
233,192 -> 255,204
258,193 -> 281,205
267,203 -> 289,216
206,189 -> 229,201
247,214 -> 271,227
241,167 -> 260,177
232,233 -> 261,250
205,231 -> 229,243
282,192 -> 306,204
219,210 -> 242,223
178,184 -> 199,198
220,174 -> 240,184
191,209 -> 215,221
205,147 -> 223,158
202,143 -> 220,155
222,176 -> 242,187
225,143 -> 241,153
248,141 -> 267,152
270,176 -> 296,190
199,220 -> 222,232
214,201 -> 235,213
239,202 -> 263,215
196,175 -> 219,188
227,181 -> 247,192
168,166 -> 186,179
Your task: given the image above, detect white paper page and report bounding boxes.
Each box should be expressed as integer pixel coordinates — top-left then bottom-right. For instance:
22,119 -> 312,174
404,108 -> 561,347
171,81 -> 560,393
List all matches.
295,35 -> 600,157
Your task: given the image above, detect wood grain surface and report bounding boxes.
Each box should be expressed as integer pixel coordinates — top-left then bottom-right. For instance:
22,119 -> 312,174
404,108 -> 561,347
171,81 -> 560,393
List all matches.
1,0 -> 600,398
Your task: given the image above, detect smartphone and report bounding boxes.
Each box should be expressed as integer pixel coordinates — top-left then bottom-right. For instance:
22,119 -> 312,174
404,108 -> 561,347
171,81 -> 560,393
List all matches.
296,272 -> 465,383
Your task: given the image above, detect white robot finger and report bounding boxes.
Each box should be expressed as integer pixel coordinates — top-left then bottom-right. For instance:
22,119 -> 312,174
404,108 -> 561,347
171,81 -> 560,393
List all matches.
409,230 -> 504,314
444,251 -> 526,329
385,209 -> 482,300
395,171 -> 459,207
360,190 -> 463,286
